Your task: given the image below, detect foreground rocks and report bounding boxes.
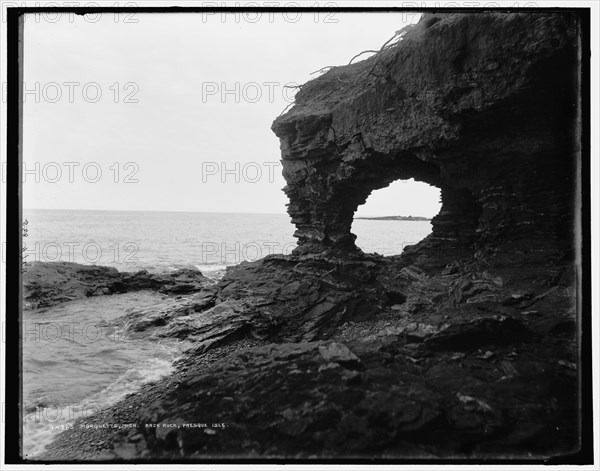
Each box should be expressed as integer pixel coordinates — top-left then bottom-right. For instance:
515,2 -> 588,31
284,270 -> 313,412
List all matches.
23,261 -> 212,310
40,306 -> 578,461
38,249 -> 578,461
115,250 -> 575,347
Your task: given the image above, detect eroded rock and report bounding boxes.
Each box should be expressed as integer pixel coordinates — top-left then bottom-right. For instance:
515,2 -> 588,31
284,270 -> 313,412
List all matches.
37,11 -> 582,462
23,261 -> 212,310
271,12 -> 579,275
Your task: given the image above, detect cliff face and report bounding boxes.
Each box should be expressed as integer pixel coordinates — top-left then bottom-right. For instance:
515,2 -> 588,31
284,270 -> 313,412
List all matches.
272,13 -> 580,271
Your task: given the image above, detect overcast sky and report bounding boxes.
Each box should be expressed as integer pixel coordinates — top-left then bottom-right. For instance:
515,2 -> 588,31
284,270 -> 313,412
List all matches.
22,10 -> 441,217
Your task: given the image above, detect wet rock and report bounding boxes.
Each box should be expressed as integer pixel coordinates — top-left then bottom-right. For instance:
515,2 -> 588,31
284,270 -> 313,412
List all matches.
117,268 -> 211,295
119,296 -> 198,334
160,300 -> 253,352
23,262 -> 121,309
23,261 -> 212,310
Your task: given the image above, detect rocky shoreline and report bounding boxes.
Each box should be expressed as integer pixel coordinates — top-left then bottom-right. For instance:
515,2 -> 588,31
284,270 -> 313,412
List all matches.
23,261 -> 213,310
30,249 -> 578,461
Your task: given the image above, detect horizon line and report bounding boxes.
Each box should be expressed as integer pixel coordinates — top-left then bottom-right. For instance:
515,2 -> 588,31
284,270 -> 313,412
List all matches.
23,208 -> 289,216
24,208 -> 436,219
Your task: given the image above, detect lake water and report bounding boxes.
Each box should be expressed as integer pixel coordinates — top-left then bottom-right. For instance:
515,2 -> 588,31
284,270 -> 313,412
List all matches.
22,292 -> 183,458
22,209 -> 433,278
21,209 -> 433,457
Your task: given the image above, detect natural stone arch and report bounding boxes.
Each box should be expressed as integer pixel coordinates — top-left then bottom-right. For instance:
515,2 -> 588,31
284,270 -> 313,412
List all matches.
280,147 -> 443,255
272,12 -> 578,270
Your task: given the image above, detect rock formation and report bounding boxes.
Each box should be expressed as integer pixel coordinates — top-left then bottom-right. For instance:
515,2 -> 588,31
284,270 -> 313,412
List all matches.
272,12 -> 580,270
23,261 -> 212,309
38,12 -> 583,461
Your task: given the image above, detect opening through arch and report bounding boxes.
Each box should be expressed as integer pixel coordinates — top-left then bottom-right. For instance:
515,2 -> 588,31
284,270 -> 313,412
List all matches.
351,179 -> 442,256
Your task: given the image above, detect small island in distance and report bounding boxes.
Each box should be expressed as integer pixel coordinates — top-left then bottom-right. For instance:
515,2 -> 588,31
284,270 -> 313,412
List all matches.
355,215 -> 431,221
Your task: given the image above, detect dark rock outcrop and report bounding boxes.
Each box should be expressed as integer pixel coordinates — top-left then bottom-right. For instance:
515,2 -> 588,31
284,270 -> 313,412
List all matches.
38,12 -> 582,462
272,12 -> 579,269
42,332 -> 578,460
23,262 -> 212,310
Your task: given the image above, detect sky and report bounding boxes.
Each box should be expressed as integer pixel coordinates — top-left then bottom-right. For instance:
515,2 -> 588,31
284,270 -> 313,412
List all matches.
21,10 -> 441,218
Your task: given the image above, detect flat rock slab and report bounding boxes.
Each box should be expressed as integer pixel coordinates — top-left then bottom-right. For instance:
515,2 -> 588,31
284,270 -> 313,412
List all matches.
23,261 -> 212,310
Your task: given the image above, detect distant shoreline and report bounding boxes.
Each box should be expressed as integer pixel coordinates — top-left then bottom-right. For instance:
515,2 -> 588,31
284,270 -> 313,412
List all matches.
355,216 -> 431,221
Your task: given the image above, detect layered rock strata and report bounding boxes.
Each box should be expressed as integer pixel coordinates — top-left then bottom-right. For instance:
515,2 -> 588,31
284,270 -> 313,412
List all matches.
38,12 -> 583,461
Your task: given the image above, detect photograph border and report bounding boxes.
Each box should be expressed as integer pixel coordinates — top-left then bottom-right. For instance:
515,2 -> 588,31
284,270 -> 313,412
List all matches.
3,4 -> 594,467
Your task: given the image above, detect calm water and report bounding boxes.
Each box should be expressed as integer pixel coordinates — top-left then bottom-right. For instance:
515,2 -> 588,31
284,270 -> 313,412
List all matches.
23,209 -> 432,278
21,209 -> 433,457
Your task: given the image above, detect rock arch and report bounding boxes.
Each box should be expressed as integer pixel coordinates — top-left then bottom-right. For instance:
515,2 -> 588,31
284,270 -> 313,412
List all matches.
272,12 -> 579,271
